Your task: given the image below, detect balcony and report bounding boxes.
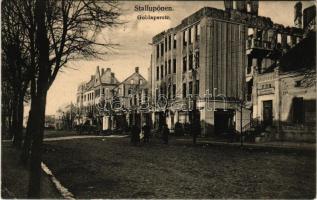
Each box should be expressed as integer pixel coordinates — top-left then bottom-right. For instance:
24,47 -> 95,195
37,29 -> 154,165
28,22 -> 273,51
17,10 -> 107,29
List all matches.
246,38 -> 273,58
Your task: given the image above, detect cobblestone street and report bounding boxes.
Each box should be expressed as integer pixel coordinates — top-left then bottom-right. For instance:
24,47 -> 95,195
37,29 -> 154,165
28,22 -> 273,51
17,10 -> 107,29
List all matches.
43,136 -> 316,199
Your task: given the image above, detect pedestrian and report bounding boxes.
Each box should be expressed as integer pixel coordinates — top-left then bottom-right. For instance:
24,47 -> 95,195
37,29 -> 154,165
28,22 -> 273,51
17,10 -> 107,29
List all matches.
142,122 -> 150,144
161,123 -> 169,145
131,125 -> 140,146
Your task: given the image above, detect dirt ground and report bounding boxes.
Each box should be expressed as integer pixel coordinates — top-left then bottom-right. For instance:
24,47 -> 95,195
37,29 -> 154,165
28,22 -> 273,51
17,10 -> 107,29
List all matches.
43,137 -> 316,199
1,143 -> 62,199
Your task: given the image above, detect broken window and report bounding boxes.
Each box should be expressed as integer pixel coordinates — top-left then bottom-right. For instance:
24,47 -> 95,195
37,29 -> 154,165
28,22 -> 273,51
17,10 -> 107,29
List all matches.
183,56 -> 187,73
156,66 -> 159,80
183,83 -> 187,98
183,30 -> 187,47
189,53 -> 193,70
173,34 -> 177,49
173,59 -> 176,73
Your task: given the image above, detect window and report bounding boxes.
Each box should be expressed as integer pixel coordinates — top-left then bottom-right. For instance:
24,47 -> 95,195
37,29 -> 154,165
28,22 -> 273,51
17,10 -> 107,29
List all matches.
168,59 -> 171,74
165,37 -> 167,52
156,66 -> 159,80
172,84 -> 176,99
189,27 -> 193,44
183,83 -> 187,98
160,43 -> 164,56
189,53 -> 193,70
173,34 -> 177,49
95,89 -> 100,97
295,80 -> 301,87
165,62 -> 167,76
183,30 -> 187,47
195,24 -> 200,41
168,35 -> 171,50
277,33 -> 282,43
168,85 -> 171,99
189,81 -> 193,95
183,56 -> 187,73
156,45 -> 159,58
173,59 -> 176,73
139,80 -> 143,85
102,88 -> 105,95
196,80 -> 199,95
195,51 -> 200,68
287,35 -> 291,44
161,65 -> 164,79
131,79 -> 134,84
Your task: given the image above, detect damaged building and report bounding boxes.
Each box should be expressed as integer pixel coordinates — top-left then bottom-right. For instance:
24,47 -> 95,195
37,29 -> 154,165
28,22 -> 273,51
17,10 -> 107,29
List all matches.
149,0 -> 315,140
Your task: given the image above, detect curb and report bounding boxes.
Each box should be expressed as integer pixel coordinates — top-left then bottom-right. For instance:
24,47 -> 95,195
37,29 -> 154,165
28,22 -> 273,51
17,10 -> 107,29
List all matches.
41,162 -> 75,199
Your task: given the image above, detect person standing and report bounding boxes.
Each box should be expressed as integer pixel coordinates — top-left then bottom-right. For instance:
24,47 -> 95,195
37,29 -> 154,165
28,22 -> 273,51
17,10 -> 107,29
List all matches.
131,125 -> 140,146
162,123 -> 169,145
142,122 -> 150,144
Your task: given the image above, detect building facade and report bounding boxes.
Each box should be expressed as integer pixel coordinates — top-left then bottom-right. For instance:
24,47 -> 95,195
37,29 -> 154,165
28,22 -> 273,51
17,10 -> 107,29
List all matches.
76,66 -> 119,126
76,66 -> 148,131
149,0 -> 305,137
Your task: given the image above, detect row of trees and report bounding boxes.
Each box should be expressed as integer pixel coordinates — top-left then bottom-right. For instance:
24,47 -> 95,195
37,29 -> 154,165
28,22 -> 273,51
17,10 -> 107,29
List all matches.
2,0 -> 122,197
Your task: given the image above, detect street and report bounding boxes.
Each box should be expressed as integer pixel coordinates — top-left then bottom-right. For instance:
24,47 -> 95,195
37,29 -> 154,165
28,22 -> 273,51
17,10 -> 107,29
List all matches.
42,135 -> 316,199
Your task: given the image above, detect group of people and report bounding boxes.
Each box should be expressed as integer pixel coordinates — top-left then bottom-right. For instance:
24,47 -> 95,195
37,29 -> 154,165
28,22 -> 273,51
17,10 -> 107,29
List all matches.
130,123 -> 169,145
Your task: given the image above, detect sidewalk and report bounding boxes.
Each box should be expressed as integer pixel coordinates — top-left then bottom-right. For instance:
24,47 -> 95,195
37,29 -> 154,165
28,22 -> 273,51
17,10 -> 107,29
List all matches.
175,137 -> 316,151
1,143 -> 62,199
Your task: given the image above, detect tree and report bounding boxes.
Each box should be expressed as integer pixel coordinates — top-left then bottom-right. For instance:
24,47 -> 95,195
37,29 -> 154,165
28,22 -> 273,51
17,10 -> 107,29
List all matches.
1,0 -> 34,147
2,0 -> 122,196
26,0 -> 122,197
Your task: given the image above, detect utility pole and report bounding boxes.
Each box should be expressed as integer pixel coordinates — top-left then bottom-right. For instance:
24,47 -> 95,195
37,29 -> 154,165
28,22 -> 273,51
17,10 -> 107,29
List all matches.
240,101 -> 243,146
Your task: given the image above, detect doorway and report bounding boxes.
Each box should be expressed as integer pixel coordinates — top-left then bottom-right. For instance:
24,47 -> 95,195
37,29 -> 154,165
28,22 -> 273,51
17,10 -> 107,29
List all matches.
263,100 -> 273,126
214,109 -> 235,135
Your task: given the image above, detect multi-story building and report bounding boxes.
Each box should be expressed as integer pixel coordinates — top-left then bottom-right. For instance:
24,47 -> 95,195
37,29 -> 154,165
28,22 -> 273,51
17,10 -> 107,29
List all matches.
76,66 -> 119,126
76,66 -> 149,131
149,0 -> 305,137
112,67 -> 149,130
250,4 -> 316,142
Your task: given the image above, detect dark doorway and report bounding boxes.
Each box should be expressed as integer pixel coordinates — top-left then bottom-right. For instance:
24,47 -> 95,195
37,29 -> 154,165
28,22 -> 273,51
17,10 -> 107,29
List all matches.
292,97 -> 305,124
263,100 -> 273,126
214,109 -> 235,135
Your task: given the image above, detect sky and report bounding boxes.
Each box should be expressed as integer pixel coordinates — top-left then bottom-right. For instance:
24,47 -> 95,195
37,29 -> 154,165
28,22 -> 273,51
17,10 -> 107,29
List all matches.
44,0 -> 315,115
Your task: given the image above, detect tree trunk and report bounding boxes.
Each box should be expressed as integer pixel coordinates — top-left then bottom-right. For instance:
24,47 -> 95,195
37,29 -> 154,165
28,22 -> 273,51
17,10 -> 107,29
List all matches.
27,0 -> 50,197
13,92 -> 24,148
27,94 -> 47,198
21,90 -> 36,165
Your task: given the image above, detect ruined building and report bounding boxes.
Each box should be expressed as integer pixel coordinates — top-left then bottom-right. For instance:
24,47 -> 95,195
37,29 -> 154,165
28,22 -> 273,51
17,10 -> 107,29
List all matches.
149,0 -> 309,137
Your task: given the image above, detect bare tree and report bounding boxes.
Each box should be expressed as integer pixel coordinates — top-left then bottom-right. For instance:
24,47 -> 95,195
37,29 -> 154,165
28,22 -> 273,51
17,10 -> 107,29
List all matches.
1,0 -> 34,147
28,0 -> 122,197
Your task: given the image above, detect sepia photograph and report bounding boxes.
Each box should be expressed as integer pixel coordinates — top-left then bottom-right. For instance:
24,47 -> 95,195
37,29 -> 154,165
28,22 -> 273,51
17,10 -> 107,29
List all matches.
1,0 -> 316,199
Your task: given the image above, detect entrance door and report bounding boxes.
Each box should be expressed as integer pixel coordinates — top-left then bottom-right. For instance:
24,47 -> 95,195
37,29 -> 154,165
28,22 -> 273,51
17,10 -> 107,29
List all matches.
263,100 -> 273,126
214,109 -> 234,136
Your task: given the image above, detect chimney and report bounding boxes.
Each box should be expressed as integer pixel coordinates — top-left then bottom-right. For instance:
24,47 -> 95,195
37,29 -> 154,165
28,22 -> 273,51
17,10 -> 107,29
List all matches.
111,73 -> 115,84
236,0 -> 247,12
135,67 -> 139,73
101,68 -> 104,75
294,2 -> 302,28
249,0 -> 259,15
224,0 -> 233,11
